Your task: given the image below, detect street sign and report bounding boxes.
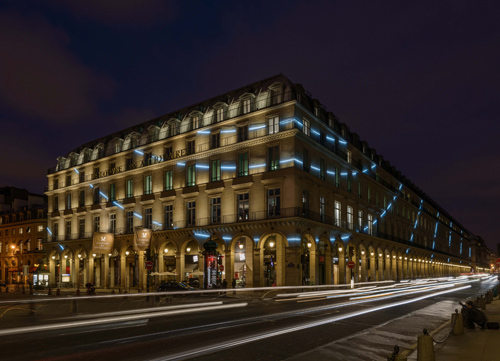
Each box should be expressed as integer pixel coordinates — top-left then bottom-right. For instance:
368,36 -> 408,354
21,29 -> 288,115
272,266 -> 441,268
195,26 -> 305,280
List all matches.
219,265 -> 224,271
145,261 -> 153,270
347,261 -> 355,268
495,258 -> 500,268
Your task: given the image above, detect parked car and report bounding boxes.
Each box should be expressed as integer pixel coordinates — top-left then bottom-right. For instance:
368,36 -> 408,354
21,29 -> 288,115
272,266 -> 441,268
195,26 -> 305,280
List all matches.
157,282 -> 194,292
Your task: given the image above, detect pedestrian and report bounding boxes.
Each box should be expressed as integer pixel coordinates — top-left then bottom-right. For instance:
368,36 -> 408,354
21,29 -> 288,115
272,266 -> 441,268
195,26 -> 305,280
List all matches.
463,301 -> 487,329
222,279 -> 227,289
231,278 -> 236,288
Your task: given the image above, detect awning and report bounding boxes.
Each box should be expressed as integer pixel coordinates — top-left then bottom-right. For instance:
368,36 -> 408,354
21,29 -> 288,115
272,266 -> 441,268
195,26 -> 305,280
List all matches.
184,264 -> 199,273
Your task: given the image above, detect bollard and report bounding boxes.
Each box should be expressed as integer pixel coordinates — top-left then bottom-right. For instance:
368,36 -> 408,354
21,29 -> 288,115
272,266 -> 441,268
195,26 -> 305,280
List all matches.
478,296 -> 486,310
111,289 -> 115,294
22,285 -> 25,294
485,291 -> 491,304
452,310 -> 464,335
5,286 -> 9,293
48,286 -> 52,295
56,288 -> 60,296
417,329 -> 435,361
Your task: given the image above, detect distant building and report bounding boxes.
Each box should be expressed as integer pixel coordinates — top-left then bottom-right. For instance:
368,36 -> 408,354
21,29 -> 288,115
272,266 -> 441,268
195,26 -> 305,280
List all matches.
44,74 -> 482,289
0,187 -> 47,285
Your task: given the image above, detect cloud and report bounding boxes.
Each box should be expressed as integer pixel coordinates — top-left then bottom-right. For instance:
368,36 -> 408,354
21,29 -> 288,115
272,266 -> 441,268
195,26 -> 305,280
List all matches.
0,11 -> 114,124
52,0 -> 178,25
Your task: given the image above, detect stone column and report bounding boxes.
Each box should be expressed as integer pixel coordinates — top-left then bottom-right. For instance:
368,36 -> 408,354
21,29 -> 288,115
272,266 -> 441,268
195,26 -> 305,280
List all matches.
109,257 -> 115,288
253,248 -> 261,287
138,251 -> 145,289
49,258 -> 56,287
88,257 -> 94,284
325,249 -> 332,285
370,252 -> 376,282
74,257 -> 80,287
225,249 -> 232,283
95,258 -> 101,287
338,247 -> 346,284
360,251 -> 367,282
309,249 -> 317,285
102,255 -> 109,288
120,255 -> 127,288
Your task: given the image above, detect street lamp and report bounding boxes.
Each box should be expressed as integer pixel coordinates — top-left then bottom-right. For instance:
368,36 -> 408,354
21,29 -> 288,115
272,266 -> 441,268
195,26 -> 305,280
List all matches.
238,242 -> 244,250
307,242 -> 312,249
186,247 -> 191,253
338,247 -> 343,252
269,241 -> 274,248
125,251 -> 130,256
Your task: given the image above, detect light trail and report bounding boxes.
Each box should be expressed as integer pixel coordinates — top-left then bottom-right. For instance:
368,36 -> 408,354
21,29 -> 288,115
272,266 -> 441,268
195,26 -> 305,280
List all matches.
0,302 -> 248,336
150,285 -> 471,361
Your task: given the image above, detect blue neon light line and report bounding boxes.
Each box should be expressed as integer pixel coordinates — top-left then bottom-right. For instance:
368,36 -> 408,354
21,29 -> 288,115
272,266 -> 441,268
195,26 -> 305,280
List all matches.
197,130 -> 211,134
326,136 -> 336,143
279,158 -> 295,164
221,166 -> 236,170
133,212 -> 142,219
222,236 -> 232,241
113,201 -> 124,210
311,129 -> 320,136
371,164 -> 376,169
340,172 -> 348,176
279,119 -> 293,126
221,129 -> 236,133
153,221 -> 162,226
177,162 -> 186,166
134,149 -> 144,156
47,227 -> 52,235
249,163 -> 266,169
352,171 -> 357,176
338,139 -> 347,145
89,184 -> 94,188
293,119 -> 303,127
287,238 -> 301,242
327,170 -> 336,176
310,165 -> 320,171
74,168 -> 79,174
194,232 -> 210,238
381,210 -> 387,217
341,235 -> 350,241
99,191 -> 108,200
195,164 -> 209,169
249,124 -> 266,131
362,169 -> 368,173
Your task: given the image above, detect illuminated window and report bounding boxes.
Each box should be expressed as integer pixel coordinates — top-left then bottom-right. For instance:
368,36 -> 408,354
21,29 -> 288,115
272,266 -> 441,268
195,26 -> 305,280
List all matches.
267,116 -> 279,134
164,205 -> 173,229
186,165 -> 196,187
144,174 -> 152,195
347,149 -> 352,164
126,179 -> 133,198
267,145 -> 280,171
237,193 -> 249,221
93,216 -> 100,232
267,188 -> 281,217
303,119 -> 310,136
211,159 -> 221,182
216,108 -> 224,122
164,170 -> 173,191
210,197 -> 221,224
186,201 -> 196,226
368,214 -> 373,235
238,152 -> 249,177
109,214 -> 116,234
334,201 -> 341,227
320,197 -> 326,222
242,98 -> 251,114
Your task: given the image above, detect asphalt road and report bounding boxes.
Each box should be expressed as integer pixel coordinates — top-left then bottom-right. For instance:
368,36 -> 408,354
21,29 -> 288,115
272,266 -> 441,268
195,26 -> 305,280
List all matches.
0,276 -> 497,361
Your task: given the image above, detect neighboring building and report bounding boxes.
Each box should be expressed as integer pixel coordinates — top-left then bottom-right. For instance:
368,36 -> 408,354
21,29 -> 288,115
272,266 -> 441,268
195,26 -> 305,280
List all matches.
44,74 -> 481,289
0,188 -> 47,285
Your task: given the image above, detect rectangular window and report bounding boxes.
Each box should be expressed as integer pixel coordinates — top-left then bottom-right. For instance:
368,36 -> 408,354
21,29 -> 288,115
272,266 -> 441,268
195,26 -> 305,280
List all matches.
303,119 -> 310,136
319,159 -> 325,181
164,205 -> 173,229
237,193 -> 249,221
243,98 -> 251,114
267,188 -> 281,217
347,206 -> 353,230
110,183 -> 116,201
302,190 -> 309,217
79,219 -> 85,237
54,223 -> 59,237
211,159 -> 221,182
210,197 -> 221,224
79,170 -> 85,183
53,196 -> 59,212
335,167 -> 340,187
109,213 -> 116,234
192,116 -> 199,130
267,116 -> 279,134
187,140 -> 195,155
320,197 -> 326,222
93,187 -> 100,204
347,149 -> 352,164
368,187 -> 371,203
144,174 -> 152,195
144,208 -> 152,229
37,238 -> 43,251
347,173 -> 352,193
237,125 -> 248,142
66,174 -> 71,187
164,146 -> 173,160
186,165 -> 196,187
164,170 -> 173,191
211,133 -> 220,149
126,179 -> 134,198
238,152 -> 249,177
53,178 -> 59,190
334,201 -> 341,227
186,201 -> 196,226
66,221 -> 71,238
358,180 -> 362,198
93,216 -> 100,232
66,193 -> 71,210
79,190 -> 85,207
267,145 -> 280,171
126,211 -> 134,233
368,214 -> 373,235
358,210 -> 363,231
303,149 -> 309,172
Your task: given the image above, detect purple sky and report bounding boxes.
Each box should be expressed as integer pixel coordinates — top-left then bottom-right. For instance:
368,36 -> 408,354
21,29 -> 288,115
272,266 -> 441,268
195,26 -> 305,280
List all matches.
1,1 -> 499,250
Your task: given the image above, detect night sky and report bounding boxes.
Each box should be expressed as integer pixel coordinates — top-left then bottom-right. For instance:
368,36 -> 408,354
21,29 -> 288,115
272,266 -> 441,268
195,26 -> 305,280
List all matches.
1,1 -> 499,250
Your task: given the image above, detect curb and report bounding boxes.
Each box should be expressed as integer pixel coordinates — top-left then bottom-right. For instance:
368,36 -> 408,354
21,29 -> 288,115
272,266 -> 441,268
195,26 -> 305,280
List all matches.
400,319 -> 451,358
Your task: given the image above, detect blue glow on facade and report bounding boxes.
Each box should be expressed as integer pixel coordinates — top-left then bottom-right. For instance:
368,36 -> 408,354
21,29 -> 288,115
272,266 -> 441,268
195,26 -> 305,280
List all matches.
197,130 -> 211,134
195,164 -> 209,169
74,168 -> 79,174
410,234 -> 414,242
340,172 -> 348,176
326,136 -> 335,143
293,118 -> 303,127
153,221 -> 162,226
58,244 -> 64,250
338,139 -> 347,145
341,235 -> 350,241
249,163 -> 266,169
327,170 -> 335,176
133,212 -> 142,219
362,169 -> 368,173
113,201 -> 124,210
222,236 -> 232,241
371,164 -> 376,169
134,149 -> 144,156
310,165 -> 320,171
89,184 -> 94,188
99,191 -> 108,200
373,219 -> 378,225
177,162 -> 185,166
432,241 -> 436,249
221,129 -> 236,133
287,237 -> 301,242
248,124 -> 266,131
194,232 -> 210,238
381,210 -> 387,217
47,227 -> 52,235
279,119 -> 293,126
221,165 -> 236,170
352,171 -> 357,176
398,184 -> 403,191
311,129 -> 320,136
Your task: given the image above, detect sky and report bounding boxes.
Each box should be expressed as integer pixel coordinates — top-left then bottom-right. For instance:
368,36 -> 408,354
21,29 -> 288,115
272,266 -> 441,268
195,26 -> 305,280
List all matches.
1,1 -> 499,250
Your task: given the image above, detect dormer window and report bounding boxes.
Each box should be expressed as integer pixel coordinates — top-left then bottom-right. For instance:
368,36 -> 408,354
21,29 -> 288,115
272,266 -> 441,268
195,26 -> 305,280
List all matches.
192,116 -> 199,130
216,108 -> 224,122
314,107 -> 319,116
242,98 -> 251,114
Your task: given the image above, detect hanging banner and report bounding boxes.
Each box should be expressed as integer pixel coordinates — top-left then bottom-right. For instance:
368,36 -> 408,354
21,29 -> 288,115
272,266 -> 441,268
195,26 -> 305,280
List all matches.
92,232 -> 114,254
134,227 -> 152,252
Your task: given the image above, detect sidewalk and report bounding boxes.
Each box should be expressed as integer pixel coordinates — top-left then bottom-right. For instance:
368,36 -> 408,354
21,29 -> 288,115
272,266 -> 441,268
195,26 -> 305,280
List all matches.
411,297 -> 500,361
